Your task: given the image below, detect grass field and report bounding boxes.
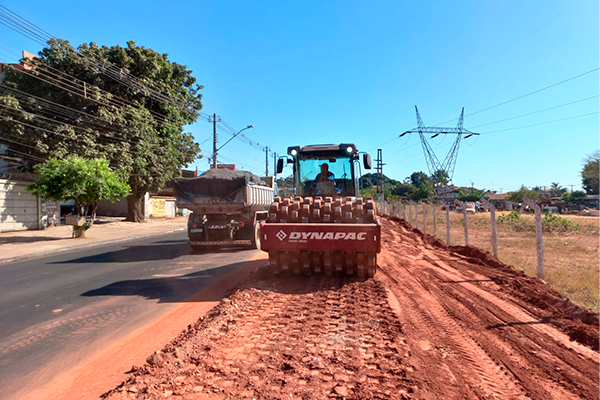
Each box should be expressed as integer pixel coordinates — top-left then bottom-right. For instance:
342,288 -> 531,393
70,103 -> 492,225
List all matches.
382,202 -> 599,311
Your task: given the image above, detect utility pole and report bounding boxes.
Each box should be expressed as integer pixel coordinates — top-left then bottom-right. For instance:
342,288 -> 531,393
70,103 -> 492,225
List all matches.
265,147 -> 269,177
376,149 -> 384,201
212,113 -> 219,169
273,152 -> 277,177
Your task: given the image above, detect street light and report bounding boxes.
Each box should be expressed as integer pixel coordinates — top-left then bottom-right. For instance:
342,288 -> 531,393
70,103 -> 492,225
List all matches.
213,125 -> 254,167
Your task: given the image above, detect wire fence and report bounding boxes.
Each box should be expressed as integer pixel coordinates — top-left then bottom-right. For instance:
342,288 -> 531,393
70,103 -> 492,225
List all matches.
377,199 -> 600,311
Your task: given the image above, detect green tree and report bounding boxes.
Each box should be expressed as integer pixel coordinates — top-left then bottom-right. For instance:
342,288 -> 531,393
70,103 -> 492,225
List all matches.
408,182 -> 434,202
507,185 -> 540,203
430,169 -> 449,187
410,171 -> 430,187
457,187 -> 486,202
581,150 -> 599,195
27,157 -> 130,237
562,190 -> 587,203
0,38 -> 203,222
550,182 -> 566,197
390,182 -> 415,198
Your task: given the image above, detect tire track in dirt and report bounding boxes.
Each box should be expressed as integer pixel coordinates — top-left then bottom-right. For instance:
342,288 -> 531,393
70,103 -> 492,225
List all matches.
378,253 -> 528,399
101,216 -> 597,400
378,217 -> 599,400
104,274 -> 414,399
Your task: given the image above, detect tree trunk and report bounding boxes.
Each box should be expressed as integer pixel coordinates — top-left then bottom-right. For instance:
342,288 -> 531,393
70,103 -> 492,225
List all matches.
125,184 -> 146,222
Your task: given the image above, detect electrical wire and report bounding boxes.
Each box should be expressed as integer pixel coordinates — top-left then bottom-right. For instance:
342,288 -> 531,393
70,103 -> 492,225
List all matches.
0,5 -> 196,119
434,47 -> 600,123
431,67 -> 599,126
367,137 -> 398,152
481,111 -> 599,134
0,103 -> 140,146
470,95 -> 599,128
419,0 -> 585,104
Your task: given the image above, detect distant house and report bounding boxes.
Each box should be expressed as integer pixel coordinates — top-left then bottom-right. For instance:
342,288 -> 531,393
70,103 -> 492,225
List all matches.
437,185 -> 460,204
95,169 -> 198,217
583,194 -> 599,209
486,192 -> 514,211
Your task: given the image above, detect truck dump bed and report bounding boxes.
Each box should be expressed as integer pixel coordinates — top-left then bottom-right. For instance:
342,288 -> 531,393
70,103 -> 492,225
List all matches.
174,169 -> 273,212
174,169 -> 274,248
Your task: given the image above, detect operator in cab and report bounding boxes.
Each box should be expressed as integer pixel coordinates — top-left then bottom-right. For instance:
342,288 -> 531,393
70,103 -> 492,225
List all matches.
315,163 -> 335,182
314,163 -> 339,195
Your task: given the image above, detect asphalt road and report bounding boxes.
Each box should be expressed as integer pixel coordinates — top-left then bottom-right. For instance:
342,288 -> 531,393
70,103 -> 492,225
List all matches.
0,230 -> 259,400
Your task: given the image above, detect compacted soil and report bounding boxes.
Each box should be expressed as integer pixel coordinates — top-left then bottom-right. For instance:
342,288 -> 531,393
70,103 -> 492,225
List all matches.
103,217 -> 599,400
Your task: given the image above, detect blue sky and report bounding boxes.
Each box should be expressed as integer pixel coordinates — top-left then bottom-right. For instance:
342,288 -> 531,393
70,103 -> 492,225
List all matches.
0,0 -> 598,192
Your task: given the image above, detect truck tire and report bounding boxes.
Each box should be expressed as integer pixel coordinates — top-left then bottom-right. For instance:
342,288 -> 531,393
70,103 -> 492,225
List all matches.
251,222 -> 261,250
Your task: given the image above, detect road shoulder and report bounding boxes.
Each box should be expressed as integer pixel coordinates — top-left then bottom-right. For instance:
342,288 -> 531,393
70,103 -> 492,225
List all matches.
13,251 -> 267,400
0,217 -> 187,264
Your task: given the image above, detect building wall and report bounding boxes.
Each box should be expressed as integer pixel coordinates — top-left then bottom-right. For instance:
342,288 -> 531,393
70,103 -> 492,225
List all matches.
96,196 -> 129,217
0,179 -> 41,232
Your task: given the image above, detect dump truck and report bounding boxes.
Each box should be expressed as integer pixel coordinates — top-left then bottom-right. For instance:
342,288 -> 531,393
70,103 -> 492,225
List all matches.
174,169 -> 275,251
259,143 -> 381,277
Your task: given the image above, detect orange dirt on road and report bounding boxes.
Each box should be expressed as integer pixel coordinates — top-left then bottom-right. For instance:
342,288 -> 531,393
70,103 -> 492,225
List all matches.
104,217 -> 599,400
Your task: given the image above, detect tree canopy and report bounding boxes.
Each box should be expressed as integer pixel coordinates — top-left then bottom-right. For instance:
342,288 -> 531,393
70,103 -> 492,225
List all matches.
581,150 -> 599,195
0,39 -> 204,221
507,185 -> 540,203
27,157 -> 130,236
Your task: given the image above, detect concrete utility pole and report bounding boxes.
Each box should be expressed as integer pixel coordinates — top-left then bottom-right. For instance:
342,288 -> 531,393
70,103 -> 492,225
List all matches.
376,149 -> 384,201
212,113 -> 217,169
265,147 -> 269,177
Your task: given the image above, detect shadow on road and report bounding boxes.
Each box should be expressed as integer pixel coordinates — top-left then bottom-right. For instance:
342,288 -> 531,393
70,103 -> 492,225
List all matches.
81,262 -> 249,302
51,238 -> 253,264
50,243 -> 191,264
0,236 -> 63,244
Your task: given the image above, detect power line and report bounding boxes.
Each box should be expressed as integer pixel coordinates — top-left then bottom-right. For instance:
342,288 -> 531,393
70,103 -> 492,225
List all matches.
470,95 -> 599,128
0,103 -> 140,146
481,111 -> 599,134
432,67 -> 599,126
419,0 -> 585,104
367,137 -> 398,153
0,5 -> 197,116
430,47 -> 599,126
0,145 -> 47,162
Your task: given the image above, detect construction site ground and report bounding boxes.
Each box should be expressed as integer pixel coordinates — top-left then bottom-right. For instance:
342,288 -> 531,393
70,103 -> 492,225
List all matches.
104,217 -> 599,400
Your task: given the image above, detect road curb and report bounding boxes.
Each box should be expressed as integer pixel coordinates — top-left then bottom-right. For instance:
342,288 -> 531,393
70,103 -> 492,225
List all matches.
0,228 -> 185,264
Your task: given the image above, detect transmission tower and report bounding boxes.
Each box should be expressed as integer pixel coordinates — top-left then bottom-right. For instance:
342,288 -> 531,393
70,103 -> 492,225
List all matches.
400,106 -> 479,181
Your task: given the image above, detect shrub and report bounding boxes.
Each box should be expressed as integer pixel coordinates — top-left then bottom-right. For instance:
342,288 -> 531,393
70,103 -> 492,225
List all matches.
542,211 -> 580,234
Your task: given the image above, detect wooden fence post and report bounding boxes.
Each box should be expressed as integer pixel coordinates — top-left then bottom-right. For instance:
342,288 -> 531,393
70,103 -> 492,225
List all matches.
422,202 -> 426,233
455,199 -> 469,246
480,197 -> 498,258
523,196 -> 545,279
445,204 -> 450,245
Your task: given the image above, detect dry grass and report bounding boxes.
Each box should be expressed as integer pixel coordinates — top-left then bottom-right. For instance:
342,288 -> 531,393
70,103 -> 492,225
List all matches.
384,203 -> 599,311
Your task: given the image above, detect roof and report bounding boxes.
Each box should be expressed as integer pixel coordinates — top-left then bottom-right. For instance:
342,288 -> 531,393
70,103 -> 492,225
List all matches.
487,193 -> 508,200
